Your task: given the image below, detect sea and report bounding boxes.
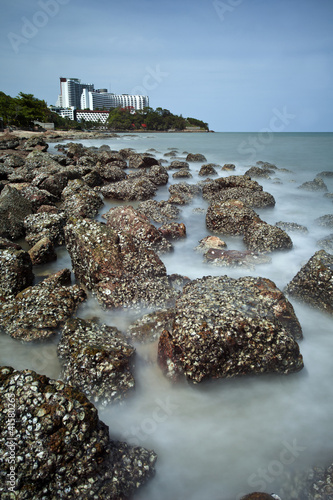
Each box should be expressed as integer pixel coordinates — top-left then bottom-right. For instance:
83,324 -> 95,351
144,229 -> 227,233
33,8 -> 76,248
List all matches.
1,132 -> 333,499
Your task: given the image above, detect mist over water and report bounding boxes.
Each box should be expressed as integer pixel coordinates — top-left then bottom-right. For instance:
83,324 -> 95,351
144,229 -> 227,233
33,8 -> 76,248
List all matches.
2,133 -> 333,499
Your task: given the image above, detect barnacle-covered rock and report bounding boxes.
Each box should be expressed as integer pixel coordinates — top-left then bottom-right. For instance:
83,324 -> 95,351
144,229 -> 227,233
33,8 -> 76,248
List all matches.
158,222 -> 186,241
22,135 -> 48,152
28,236 -> 57,265
137,199 -> 180,223
58,318 -> 135,405
0,268 -> 86,341
199,164 -> 218,176
195,235 -> 227,253
298,177 -> 328,191
0,241 -> 34,298
244,220 -> 293,253
127,309 -> 175,343
17,183 -> 58,211
128,153 -> 160,169
204,248 -> 271,269
275,221 -> 309,234
60,178 -> 104,218
285,250 -> 333,314
24,211 -> 67,246
315,214 -> 333,228
0,366 -> 157,499
103,205 -> 173,253
101,175 -> 158,201
64,218 -> 178,309
158,275 -> 303,383
317,233 -> 333,253
186,153 -> 207,162
172,168 -> 193,179
168,182 -> 201,205
206,199 -> 261,235
0,185 -> 33,239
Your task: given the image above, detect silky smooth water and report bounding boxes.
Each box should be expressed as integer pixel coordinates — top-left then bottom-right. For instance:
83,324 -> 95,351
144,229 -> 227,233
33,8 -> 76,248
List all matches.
1,132 -> 333,499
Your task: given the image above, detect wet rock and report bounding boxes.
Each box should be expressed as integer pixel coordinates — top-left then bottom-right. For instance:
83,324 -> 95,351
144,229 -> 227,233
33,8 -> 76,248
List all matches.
0,184 -> 33,239
169,160 -> 190,169
222,163 -> 236,171
127,309 -> 175,343
0,268 -> 86,341
275,221 -> 309,234
33,171 -> 69,199
204,248 -> 271,269
244,220 -> 293,253
101,175 -> 158,201
97,163 -> 127,182
25,150 -> 62,172
0,244 -> 34,298
158,222 -> 186,240
0,135 -> 20,150
3,153 -> 25,169
199,164 -> 218,176
186,153 -> 207,162
83,169 -> 104,187
18,183 -> 58,211
138,199 -> 180,223
168,182 -> 201,205
317,171 -> 333,178
244,166 -> 275,178
158,275 -> 303,383
0,163 -> 13,180
240,494 -> 281,500
22,135 -> 48,152
0,366 -> 157,499
28,236 -> 57,265
103,205 -> 173,253
317,233 -> 333,253
315,214 -> 333,228
24,212 -> 67,246
58,318 -> 135,405
64,218 -> 178,309
60,179 -> 104,218
195,235 -> 227,253
298,177 -> 328,191
145,164 -> 169,186
128,153 -> 160,169
206,199 -> 261,235
285,250 -> 333,314
172,168 -> 193,179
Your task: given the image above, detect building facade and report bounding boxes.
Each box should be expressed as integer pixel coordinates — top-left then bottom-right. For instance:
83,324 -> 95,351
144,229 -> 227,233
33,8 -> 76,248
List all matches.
76,110 -> 109,124
80,89 -> 149,111
56,78 -> 94,109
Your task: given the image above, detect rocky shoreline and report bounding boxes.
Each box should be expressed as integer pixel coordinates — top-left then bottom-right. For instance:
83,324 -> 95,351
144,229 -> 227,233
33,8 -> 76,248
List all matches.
0,133 -> 333,499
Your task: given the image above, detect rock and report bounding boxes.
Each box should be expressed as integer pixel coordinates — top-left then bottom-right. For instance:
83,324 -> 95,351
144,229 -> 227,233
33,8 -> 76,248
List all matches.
64,218 -> 178,309
317,233 -> 333,252
28,236 -> 57,265
0,244 -> 34,298
25,150 -> 63,172
145,164 -> 169,186
206,199 -> 261,235
298,177 -> 328,191
285,250 -> 333,314
33,171 -> 69,199
204,248 -> 271,269
275,221 -> 309,234
97,163 -> 127,182
172,168 -> 193,179
138,199 -> 180,223
83,169 -> 104,187
314,214 -> 333,228
103,205 -> 173,253
22,135 -> 48,152
0,185 -> 33,239
0,269 -> 86,341
128,153 -> 160,169
58,318 -> 135,406
158,222 -> 186,240
222,163 -> 236,171
0,135 -> 20,150
17,183 -> 58,211
186,153 -> 207,162
240,494 -> 281,500
168,182 -> 201,205
127,309 -> 175,343
244,166 -> 274,178
158,275 -> 303,383
199,164 -> 218,176
3,153 -> 25,168
195,236 -> 227,253
101,176 -> 158,201
0,366 -> 157,499
24,212 -> 67,246
60,179 -> 104,218
317,171 -> 333,178
244,220 -> 293,253
169,160 -> 190,169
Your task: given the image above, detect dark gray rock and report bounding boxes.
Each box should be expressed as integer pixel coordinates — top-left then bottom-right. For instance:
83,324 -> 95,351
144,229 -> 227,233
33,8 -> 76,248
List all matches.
0,185 -> 33,239
199,164 -> 218,176
244,221 -> 293,253
168,182 -> 201,205
137,199 -> 181,223
206,199 -> 261,235
101,176 -> 158,201
317,233 -> 333,253
60,179 -> 104,218
0,243 -> 34,298
186,153 -> 207,162
298,177 -> 328,191
315,214 -> 333,228
24,212 -> 67,246
275,221 -> 309,234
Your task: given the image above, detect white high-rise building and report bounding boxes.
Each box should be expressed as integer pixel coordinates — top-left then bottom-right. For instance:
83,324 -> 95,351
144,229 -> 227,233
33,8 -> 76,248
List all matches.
80,89 -> 149,111
56,78 -> 94,109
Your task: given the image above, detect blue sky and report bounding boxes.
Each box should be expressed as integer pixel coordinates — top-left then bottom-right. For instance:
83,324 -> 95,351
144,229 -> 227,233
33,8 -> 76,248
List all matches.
0,0 -> 332,132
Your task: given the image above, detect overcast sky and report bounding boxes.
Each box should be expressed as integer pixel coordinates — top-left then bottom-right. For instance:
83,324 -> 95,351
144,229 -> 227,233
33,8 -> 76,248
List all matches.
0,0 -> 332,132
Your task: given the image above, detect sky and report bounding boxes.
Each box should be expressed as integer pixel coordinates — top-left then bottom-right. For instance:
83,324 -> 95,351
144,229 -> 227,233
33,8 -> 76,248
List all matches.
0,0 -> 332,132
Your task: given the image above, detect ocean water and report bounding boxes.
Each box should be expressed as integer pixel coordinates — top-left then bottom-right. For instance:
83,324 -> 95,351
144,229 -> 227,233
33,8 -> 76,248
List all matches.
1,132 -> 333,499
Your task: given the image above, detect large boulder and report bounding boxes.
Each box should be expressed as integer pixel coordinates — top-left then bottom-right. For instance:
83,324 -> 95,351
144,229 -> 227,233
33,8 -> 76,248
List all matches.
206,199 -> 261,235
0,366 -> 157,499
60,179 -> 104,218
186,153 -> 207,162
103,205 -> 173,253
128,153 -> 160,169
101,176 -> 158,201
58,318 -> 135,406
0,240 -> 34,298
137,199 -> 180,223
285,250 -> 333,314
0,185 -> 33,239
24,212 -> 67,246
0,269 -> 86,341
168,182 -> 201,205
22,135 -> 48,152
244,220 -> 293,253
64,218 -> 178,309
158,275 -> 303,383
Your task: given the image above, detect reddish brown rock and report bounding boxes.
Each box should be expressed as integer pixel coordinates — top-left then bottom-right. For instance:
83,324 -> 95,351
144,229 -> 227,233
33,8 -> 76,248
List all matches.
158,222 -> 186,240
